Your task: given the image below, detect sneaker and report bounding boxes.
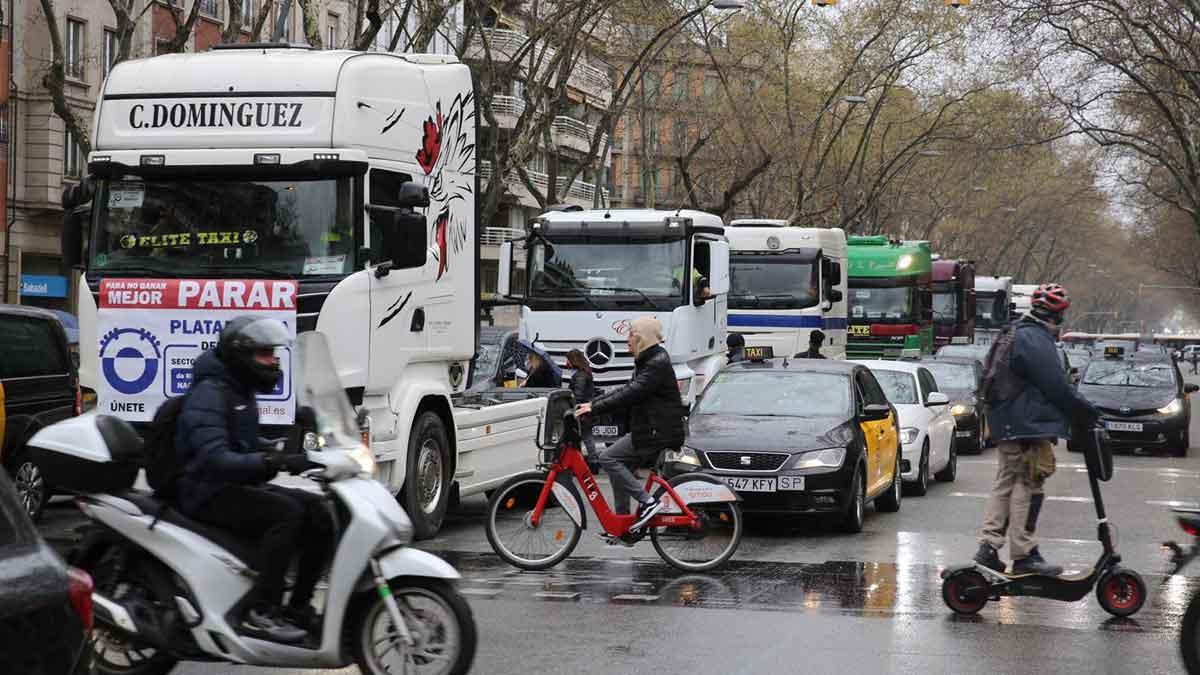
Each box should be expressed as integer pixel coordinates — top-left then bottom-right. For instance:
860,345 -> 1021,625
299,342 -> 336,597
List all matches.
1011,548 -> 1063,577
240,607 -> 307,644
973,543 -> 1005,573
630,498 -> 663,531
598,532 -> 637,547
284,604 -> 320,633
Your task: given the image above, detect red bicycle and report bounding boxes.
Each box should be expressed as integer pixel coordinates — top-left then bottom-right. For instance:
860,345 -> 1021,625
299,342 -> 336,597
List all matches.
485,392 -> 743,572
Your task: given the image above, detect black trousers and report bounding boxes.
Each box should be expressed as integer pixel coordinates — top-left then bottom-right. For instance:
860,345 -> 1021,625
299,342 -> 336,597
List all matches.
191,484 -> 332,610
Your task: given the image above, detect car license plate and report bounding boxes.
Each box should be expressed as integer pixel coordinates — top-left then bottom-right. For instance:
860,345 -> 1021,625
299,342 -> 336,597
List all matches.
593,425 -> 619,437
1105,421 -> 1143,432
720,476 -> 777,492
778,476 -> 805,491
956,430 -> 973,438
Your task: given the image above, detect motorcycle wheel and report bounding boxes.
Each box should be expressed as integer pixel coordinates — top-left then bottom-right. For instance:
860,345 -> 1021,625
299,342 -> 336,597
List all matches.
352,578 -> 477,675
1096,568 -> 1147,617
942,570 -> 989,615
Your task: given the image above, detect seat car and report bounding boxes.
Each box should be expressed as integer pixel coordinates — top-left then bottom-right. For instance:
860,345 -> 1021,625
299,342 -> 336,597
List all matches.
0,469 -> 93,675
920,357 -> 985,454
853,360 -> 957,495
667,348 -> 902,533
1070,346 -> 1197,456
0,305 -> 81,521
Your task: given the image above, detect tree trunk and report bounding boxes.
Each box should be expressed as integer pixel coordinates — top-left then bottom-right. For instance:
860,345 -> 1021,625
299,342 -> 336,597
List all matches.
223,0 -> 244,42
37,0 -> 92,154
163,0 -> 202,53
250,0 -> 274,41
299,0 -> 322,48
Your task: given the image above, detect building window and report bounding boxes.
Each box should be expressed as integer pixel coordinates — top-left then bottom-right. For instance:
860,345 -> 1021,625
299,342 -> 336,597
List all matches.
327,13 -> 339,48
155,39 -> 174,56
644,71 -> 660,103
198,0 -> 222,20
103,29 -> 119,77
673,70 -> 688,101
0,103 -> 8,144
704,72 -> 719,99
64,129 -> 83,178
673,120 -> 688,153
65,18 -> 85,80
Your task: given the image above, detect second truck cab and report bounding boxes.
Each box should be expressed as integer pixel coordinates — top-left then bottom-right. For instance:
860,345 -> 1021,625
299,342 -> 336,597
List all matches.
932,259 -> 976,348
973,275 -> 1013,347
846,237 -> 934,359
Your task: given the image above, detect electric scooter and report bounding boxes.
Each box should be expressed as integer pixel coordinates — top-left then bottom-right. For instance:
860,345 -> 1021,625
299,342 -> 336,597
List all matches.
940,427 -> 1147,617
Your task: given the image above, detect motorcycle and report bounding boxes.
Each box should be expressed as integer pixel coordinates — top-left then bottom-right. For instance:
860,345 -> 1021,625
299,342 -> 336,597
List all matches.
1163,509 -> 1200,673
29,332 -> 476,674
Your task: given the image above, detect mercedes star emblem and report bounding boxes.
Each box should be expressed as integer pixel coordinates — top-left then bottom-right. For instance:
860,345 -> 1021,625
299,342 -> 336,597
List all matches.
1120,406 -> 1132,414
584,338 -> 615,367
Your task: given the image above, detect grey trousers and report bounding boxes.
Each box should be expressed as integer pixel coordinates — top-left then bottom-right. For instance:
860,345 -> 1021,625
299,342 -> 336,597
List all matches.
979,439 -> 1051,559
599,434 -> 653,515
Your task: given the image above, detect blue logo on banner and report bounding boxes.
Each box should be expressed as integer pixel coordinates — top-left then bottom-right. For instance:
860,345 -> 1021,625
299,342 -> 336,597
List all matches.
100,328 -> 162,395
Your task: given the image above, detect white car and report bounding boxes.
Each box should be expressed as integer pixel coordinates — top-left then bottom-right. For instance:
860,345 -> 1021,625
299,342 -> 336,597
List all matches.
851,360 -> 957,495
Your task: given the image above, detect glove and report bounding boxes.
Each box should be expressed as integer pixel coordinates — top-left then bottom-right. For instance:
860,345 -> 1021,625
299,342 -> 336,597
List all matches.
264,453 -> 316,475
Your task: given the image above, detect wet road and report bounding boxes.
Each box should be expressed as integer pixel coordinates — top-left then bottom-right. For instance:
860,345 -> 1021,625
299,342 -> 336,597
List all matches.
38,373 -> 1200,673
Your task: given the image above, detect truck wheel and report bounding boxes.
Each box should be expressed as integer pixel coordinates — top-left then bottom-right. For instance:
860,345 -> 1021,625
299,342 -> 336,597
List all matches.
402,411 -> 452,540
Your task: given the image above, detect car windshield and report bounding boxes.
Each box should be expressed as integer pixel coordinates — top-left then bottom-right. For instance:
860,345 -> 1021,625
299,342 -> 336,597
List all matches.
729,254 -> 819,310
922,362 -> 977,391
91,175 -> 356,277
975,291 -> 1009,329
933,290 -> 956,324
870,369 -> 919,404
937,345 -> 988,362
849,286 -> 915,321
1082,360 -> 1177,388
694,372 -> 851,417
1066,352 -> 1091,369
528,240 -> 686,306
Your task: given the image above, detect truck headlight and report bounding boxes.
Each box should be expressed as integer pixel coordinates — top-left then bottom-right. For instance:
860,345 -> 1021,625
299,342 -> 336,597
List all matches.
900,427 -> 920,445
664,446 -> 702,467
950,403 -> 973,417
1158,399 -> 1184,416
785,447 -> 846,471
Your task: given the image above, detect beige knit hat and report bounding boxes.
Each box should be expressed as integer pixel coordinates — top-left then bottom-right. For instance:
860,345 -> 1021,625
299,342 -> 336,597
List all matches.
629,316 -> 664,357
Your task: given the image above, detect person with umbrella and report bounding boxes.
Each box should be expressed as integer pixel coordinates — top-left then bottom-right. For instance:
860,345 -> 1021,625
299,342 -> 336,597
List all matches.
519,339 -> 563,388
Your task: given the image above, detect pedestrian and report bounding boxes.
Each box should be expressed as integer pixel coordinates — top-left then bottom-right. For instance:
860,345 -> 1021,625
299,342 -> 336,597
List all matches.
727,333 -> 747,364
795,329 -> 827,359
973,284 -> 1099,577
522,350 -> 562,388
1190,351 -> 1198,375
175,317 -> 331,643
566,348 -> 597,456
574,317 -> 685,536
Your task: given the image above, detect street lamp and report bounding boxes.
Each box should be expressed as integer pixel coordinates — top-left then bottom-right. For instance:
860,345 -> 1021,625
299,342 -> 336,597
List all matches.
843,95 -> 868,105
711,0 -> 746,7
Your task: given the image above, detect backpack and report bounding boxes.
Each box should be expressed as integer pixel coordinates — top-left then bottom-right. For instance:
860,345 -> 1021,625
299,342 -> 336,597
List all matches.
143,381 -> 233,499
979,321 -> 1023,405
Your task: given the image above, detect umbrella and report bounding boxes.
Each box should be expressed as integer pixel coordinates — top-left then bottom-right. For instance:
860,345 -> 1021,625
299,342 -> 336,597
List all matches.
516,338 -> 563,381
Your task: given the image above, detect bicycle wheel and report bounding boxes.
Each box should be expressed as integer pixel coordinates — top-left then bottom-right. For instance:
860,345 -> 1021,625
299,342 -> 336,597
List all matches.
650,479 -> 743,572
486,472 -> 582,570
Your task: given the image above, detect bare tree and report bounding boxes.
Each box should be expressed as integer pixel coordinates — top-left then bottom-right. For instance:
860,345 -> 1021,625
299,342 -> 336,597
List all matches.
161,0 -> 203,53
36,0 -> 92,154
107,0 -> 155,64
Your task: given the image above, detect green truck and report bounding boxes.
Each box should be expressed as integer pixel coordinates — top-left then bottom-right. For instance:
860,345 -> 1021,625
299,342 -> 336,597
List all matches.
846,236 -> 934,358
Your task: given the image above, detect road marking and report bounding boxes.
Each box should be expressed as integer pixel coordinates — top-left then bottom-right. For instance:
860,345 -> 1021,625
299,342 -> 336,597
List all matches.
960,460 -> 1200,478
948,491 -> 1093,503
1146,500 -> 1200,508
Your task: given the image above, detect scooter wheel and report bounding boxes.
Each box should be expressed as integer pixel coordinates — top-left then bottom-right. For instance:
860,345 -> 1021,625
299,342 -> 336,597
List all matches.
942,570 -> 989,615
1097,568 -> 1147,617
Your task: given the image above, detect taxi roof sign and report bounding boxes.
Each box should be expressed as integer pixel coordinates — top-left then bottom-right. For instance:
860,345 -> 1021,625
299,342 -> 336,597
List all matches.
1104,345 -> 1125,359
745,345 -> 774,362
950,336 -> 969,345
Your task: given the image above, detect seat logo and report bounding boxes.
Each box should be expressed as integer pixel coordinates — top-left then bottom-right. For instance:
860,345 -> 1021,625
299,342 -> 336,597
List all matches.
584,338 -> 615,367
740,456 -> 752,466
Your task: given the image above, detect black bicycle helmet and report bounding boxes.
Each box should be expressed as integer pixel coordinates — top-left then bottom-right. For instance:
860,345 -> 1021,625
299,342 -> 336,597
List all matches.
217,316 -> 291,393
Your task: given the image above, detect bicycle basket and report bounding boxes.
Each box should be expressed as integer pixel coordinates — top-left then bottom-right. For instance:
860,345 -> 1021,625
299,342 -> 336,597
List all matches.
538,390 -> 578,452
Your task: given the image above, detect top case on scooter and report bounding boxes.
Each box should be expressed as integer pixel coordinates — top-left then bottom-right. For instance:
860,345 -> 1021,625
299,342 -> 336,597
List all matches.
28,413 -> 142,492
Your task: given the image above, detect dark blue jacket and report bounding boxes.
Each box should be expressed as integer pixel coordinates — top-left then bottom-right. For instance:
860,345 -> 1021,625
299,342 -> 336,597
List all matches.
175,350 -> 272,514
986,317 -> 1098,442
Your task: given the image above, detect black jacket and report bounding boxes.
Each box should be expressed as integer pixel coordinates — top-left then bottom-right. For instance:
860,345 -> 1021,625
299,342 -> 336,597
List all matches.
175,350 -> 273,515
591,344 -> 685,450
570,370 -> 596,403
524,363 -> 562,388
795,348 -> 825,359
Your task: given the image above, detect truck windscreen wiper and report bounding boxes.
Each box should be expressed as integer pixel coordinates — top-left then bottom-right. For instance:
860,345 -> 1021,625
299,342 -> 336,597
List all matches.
543,286 -> 601,310
203,265 -> 295,279
603,286 -> 665,311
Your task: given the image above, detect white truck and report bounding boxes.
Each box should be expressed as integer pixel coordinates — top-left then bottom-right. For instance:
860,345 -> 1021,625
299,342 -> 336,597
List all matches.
973,276 -> 1014,347
497,209 -> 730,445
724,220 -> 848,358
61,44 -> 546,538
1011,283 -> 1039,318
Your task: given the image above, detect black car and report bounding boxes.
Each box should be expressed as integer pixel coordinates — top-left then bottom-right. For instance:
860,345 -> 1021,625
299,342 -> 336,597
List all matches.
0,305 -> 81,521
1071,348 -> 1198,456
666,355 -> 903,533
920,357 -> 985,454
0,470 -> 93,674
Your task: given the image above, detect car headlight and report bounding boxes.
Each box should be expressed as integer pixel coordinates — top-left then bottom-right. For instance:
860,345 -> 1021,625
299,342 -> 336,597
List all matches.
664,446 -> 702,467
349,443 -> 378,477
1158,399 -> 1184,416
900,427 -> 920,445
950,403 -> 974,417
785,447 -> 846,471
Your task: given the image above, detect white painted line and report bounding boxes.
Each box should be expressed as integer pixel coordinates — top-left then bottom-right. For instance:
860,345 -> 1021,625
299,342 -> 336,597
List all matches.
948,491 -> 1093,503
1146,500 -> 1200,508
534,591 -> 581,601
611,594 -> 661,604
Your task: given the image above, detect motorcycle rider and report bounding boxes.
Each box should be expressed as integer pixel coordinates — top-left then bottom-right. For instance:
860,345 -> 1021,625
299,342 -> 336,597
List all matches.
574,317 -> 685,534
974,284 -> 1099,577
176,316 -> 331,643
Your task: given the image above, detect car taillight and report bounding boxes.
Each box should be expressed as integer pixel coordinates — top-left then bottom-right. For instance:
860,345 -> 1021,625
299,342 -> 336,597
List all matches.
67,566 -> 94,633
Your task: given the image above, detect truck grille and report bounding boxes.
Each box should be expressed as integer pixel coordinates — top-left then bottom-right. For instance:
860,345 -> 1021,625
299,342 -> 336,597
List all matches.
539,339 -> 636,386
705,451 -> 789,472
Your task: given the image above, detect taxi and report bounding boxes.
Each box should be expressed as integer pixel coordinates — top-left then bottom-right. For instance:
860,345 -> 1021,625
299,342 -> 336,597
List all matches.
1071,345 -> 1198,456
666,346 -> 903,532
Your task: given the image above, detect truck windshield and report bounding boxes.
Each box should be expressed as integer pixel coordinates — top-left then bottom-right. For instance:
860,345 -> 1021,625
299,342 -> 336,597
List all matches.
528,240 -> 686,308
91,175 -> 356,277
729,254 -> 819,310
849,285 -> 915,322
975,291 -> 1009,329
932,290 -> 957,324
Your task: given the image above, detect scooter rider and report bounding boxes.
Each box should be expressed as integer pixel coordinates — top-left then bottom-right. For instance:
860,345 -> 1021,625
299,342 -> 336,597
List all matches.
574,317 -> 685,533
175,316 -> 332,644
974,284 -> 1100,577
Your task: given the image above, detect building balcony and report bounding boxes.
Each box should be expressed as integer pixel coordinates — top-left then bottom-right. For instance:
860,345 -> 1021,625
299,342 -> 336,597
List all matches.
551,116 -> 609,159
480,226 -> 528,262
488,95 -> 526,129
480,160 -> 607,209
461,28 -> 613,106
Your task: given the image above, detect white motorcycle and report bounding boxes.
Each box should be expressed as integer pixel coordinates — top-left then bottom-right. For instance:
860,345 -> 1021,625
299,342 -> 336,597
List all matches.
30,332 -> 475,674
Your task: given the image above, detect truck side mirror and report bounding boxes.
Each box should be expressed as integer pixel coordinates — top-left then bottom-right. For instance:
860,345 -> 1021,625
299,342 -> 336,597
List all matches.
827,288 -> 843,303
498,242 -> 513,297
62,208 -> 85,270
397,182 -> 430,209
707,241 -> 730,295
369,207 -> 426,275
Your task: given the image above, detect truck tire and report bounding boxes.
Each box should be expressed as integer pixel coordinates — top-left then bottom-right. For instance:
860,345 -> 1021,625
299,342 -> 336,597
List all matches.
402,411 -> 452,540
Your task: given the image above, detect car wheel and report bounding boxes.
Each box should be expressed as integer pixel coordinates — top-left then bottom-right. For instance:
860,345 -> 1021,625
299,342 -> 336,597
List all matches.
12,449 -> 49,522
1175,430 -> 1190,458
875,454 -> 902,513
840,466 -> 865,534
935,439 -> 958,482
906,444 -> 929,497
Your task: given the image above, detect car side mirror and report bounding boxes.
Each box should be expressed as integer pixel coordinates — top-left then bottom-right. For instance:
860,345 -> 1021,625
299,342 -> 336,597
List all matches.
861,403 -> 890,421
926,392 -> 950,406
1187,383 -> 1199,394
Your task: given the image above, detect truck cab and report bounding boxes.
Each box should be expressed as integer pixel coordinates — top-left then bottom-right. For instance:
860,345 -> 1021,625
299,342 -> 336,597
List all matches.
1011,283 -> 1039,318
973,275 -> 1013,347
64,45 -> 546,537
932,259 -> 976,348
845,237 -> 933,359
498,209 -> 730,444
724,221 -> 848,358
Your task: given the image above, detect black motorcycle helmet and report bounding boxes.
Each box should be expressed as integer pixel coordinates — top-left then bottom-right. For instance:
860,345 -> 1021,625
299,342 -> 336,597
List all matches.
217,316 -> 291,393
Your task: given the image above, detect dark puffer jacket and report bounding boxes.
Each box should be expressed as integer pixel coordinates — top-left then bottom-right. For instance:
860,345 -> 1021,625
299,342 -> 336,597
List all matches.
591,344 -> 685,452
175,350 -> 272,515
985,317 -> 1098,443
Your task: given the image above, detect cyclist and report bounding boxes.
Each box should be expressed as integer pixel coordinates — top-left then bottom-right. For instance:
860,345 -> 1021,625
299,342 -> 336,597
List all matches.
574,316 -> 685,533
